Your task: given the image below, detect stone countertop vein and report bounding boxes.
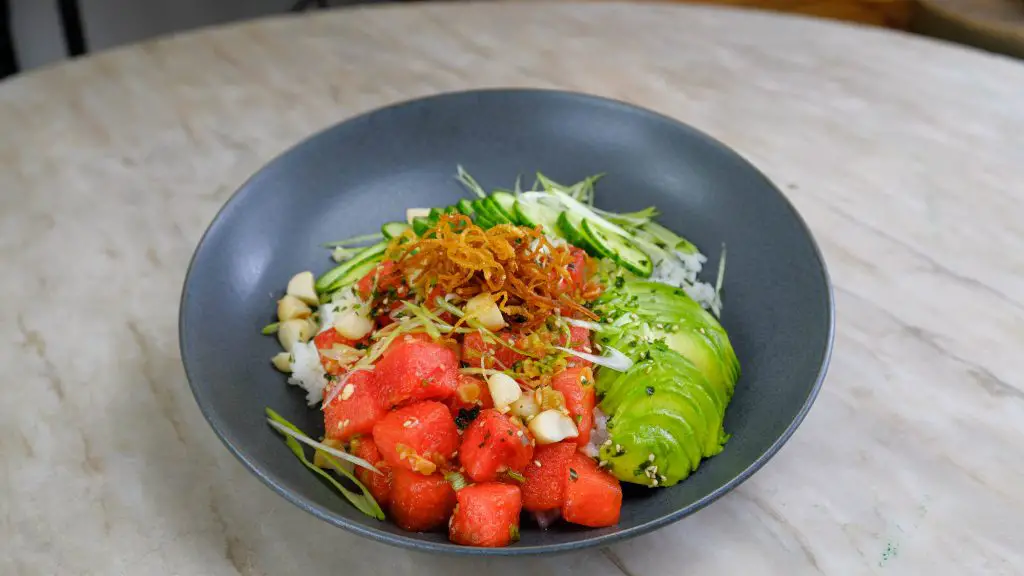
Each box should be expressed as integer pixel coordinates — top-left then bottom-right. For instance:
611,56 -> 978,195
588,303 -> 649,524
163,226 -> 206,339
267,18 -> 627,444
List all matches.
1,2 -> 1023,574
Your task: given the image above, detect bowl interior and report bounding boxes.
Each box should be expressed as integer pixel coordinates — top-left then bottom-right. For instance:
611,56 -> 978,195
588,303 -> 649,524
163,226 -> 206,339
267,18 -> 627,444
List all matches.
180,89 -> 832,555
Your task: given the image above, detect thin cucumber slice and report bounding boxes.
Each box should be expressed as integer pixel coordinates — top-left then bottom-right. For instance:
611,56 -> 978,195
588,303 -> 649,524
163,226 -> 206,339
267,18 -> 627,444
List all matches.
639,221 -> 699,254
411,216 -> 433,236
513,199 -> 560,234
581,219 -> 653,277
315,242 -> 387,293
322,257 -> 381,297
381,221 -> 411,240
482,197 -> 512,224
472,199 -> 503,226
556,211 -> 599,255
457,199 -> 476,216
489,192 -> 519,223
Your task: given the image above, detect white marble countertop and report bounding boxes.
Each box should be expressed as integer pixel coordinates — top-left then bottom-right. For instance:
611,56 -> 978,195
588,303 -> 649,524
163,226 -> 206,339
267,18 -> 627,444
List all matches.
2,2 -> 1023,574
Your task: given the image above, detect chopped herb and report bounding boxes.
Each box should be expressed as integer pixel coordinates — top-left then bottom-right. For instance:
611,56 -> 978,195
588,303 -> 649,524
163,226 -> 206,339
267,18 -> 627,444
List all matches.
444,471 -> 468,491
509,524 -> 520,542
645,386 -> 655,396
506,470 -> 526,483
261,322 -> 279,335
455,406 -> 480,430
614,276 -> 625,289
569,468 -> 578,482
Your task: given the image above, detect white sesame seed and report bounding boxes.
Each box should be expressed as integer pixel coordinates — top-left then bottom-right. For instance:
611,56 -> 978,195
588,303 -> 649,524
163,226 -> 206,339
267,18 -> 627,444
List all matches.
652,479 -> 659,487
602,439 -> 613,447
340,384 -> 355,401
615,444 -> 623,452
403,418 -> 418,428
648,453 -> 655,462
534,460 -> 542,467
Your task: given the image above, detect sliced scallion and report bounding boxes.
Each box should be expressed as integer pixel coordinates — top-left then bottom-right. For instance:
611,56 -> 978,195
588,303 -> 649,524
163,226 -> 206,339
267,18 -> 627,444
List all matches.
264,408 -> 385,520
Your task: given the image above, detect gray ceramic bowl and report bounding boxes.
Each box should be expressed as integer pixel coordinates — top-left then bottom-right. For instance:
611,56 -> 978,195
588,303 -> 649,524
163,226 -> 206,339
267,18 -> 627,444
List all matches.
180,89 -> 833,555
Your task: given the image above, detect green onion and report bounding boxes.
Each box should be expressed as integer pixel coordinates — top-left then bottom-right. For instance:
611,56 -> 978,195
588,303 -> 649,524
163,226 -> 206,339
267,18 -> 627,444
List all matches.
456,165 -> 488,199
322,232 -> 385,248
264,408 -> 385,520
261,322 -> 279,335
509,524 -> 520,542
505,470 -> 526,484
594,206 -> 659,227
331,246 -> 363,263
434,297 -> 465,318
444,471 -> 468,491
715,245 -> 727,296
266,409 -> 380,473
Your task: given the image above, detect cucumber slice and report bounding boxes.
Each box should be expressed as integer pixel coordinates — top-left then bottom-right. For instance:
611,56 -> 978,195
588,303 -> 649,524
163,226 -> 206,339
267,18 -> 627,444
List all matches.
556,211 -> 599,255
581,219 -> 653,277
482,197 -> 512,224
315,242 -> 387,293
513,200 -> 560,234
320,257 -> 381,301
428,207 -> 445,220
639,221 -> 699,254
411,216 -> 433,236
472,199 -> 503,226
456,199 -> 476,216
381,221 -> 411,240
489,192 -> 518,223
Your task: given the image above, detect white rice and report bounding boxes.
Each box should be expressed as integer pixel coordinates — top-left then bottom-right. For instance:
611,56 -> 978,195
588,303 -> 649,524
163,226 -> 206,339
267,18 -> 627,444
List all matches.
582,406 -> 609,458
288,340 -> 328,406
649,250 -> 720,314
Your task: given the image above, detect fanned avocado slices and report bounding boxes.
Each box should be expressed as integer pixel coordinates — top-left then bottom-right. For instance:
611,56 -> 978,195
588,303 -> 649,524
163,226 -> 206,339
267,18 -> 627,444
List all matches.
592,280 -> 739,487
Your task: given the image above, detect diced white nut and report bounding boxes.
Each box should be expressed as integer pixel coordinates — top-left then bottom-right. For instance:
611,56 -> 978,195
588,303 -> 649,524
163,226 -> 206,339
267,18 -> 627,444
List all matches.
278,318 -> 315,353
271,352 -> 292,373
509,392 -> 540,420
487,373 -> 522,411
528,410 -> 579,445
286,271 -> 319,305
406,207 -> 431,224
333,309 -> 374,340
277,294 -> 312,322
465,292 -> 506,331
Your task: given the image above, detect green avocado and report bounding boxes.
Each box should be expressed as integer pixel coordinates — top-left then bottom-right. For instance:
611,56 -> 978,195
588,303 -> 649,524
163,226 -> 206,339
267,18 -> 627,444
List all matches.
592,279 -> 740,486
599,423 -> 693,487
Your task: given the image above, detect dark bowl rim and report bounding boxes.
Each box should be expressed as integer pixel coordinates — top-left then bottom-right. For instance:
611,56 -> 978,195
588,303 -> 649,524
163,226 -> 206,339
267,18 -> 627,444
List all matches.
179,87 -> 835,556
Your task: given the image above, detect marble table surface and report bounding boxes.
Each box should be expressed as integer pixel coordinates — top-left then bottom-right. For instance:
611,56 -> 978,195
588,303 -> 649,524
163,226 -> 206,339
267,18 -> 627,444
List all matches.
2,2 -> 1023,574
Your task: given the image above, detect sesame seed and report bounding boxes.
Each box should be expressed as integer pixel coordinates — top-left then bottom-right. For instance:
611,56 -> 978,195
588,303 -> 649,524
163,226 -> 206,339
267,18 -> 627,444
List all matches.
403,418 -> 418,428
534,460 -> 542,467
615,444 -> 623,452
652,479 -> 659,487
340,384 -> 355,401
602,439 -> 613,447
648,453 -> 655,462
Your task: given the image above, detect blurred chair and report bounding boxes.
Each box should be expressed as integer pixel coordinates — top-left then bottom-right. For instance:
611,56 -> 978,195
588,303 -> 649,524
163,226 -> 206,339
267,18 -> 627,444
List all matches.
911,0 -> 1024,59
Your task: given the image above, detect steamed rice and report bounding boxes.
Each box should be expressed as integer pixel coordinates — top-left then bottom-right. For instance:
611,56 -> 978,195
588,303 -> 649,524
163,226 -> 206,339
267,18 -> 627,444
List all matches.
288,340 -> 328,406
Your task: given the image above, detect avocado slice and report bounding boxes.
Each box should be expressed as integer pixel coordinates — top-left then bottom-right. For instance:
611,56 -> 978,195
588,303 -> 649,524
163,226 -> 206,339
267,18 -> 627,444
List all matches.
608,370 -> 725,457
600,423 -> 694,487
595,280 -> 739,397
